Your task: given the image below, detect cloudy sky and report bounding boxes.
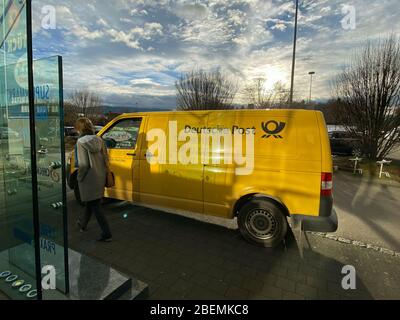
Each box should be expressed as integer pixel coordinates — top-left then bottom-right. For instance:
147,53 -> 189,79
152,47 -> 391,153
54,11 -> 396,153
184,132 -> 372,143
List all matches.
31,0 -> 400,109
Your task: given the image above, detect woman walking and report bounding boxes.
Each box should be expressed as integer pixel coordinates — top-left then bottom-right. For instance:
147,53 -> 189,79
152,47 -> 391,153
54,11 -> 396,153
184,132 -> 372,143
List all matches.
75,117 -> 112,242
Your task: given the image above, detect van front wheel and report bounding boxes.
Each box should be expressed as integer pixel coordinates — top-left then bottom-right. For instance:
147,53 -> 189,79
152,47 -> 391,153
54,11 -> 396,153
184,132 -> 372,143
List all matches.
238,199 -> 288,248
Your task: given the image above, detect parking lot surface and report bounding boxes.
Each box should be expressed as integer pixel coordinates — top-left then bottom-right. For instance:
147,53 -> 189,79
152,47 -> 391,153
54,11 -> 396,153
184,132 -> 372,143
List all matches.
67,191 -> 400,300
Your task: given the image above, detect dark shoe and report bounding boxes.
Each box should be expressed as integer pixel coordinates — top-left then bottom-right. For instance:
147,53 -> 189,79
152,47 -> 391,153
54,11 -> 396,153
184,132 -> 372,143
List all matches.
97,236 -> 112,242
76,220 -> 87,232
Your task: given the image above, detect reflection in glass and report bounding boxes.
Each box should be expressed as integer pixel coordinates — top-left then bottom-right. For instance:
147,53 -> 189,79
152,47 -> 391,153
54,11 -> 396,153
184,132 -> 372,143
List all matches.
0,0 -> 39,300
34,56 -> 68,295
1,1 -> 68,300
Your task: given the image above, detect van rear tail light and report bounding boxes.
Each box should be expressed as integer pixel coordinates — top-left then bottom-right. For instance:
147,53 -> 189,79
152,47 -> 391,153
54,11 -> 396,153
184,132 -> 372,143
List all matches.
321,172 -> 333,196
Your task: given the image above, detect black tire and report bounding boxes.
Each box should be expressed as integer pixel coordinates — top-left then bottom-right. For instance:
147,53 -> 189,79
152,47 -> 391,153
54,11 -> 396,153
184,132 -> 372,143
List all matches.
238,199 -> 288,248
73,183 -> 85,206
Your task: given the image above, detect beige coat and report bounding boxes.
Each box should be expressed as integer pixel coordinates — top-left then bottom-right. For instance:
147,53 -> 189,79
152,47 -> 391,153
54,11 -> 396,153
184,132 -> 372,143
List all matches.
77,135 -> 108,202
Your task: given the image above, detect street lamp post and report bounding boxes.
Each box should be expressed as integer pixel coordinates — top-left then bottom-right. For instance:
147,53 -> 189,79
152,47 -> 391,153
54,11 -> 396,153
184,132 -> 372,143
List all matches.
308,71 -> 315,104
289,0 -> 299,105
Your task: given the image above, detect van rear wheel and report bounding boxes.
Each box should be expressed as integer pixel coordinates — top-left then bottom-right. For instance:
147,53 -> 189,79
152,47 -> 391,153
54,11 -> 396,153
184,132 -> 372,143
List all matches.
238,199 -> 288,248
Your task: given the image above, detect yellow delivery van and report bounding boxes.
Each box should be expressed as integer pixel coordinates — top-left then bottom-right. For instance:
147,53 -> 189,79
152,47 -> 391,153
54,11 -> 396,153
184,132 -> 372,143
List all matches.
67,109 -> 337,247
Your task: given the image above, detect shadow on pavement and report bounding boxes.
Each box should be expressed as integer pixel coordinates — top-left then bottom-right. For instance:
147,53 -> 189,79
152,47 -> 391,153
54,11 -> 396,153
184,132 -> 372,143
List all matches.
333,171 -> 400,251
68,198 -> 374,300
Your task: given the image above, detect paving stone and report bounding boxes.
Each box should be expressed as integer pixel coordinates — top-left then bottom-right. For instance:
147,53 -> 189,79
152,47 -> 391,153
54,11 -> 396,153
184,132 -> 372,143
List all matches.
286,269 -> 306,284
316,289 -> 340,300
206,279 -> 229,296
191,273 -> 214,287
150,286 -> 185,300
221,260 -> 241,272
296,283 -> 318,298
185,286 -> 225,300
340,288 -> 372,300
192,260 -> 212,272
257,272 -> 278,286
298,264 -> 319,277
269,265 -> 288,277
280,258 -> 300,272
224,271 -> 244,287
241,277 -> 264,293
260,285 -> 283,299
225,285 -> 249,300
206,267 -> 226,281
249,293 -> 273,300
66,192 -> 400,301
275,277 -> 296,292
282,291 -> 305,300
327,280 -> 345,295
140,267 -> 162,280
170,278 -> 194,295
155,272 -> 181,287
237,266 -> 259,278
306,275 -> 328,290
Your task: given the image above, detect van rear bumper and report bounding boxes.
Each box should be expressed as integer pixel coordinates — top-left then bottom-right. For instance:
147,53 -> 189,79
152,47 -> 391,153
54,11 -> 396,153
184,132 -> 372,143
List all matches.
291,209 -> 338,232
291,195 -> 338,232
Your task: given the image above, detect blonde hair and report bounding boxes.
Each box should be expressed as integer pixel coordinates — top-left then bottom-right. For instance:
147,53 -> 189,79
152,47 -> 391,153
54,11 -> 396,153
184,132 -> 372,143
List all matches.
75,117 -> 95,135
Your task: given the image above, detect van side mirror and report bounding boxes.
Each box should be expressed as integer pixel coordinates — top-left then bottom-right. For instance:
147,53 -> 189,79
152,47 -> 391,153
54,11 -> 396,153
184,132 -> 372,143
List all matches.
103,137 -> 117,148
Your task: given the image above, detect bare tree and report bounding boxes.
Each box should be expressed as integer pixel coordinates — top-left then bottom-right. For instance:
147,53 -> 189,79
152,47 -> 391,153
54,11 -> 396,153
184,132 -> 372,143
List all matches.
316,99 -> 344,125
64,102 -> 78,126
176,69 -> 237,110
333,35 -> 400,160
243,78 -> 289,109
67,89 -> 102,123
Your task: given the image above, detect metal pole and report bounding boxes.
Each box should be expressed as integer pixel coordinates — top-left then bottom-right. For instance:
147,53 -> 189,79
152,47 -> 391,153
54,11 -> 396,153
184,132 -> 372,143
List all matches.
289,0 -> 299,105
308,71 -> 315,103
58,56 -> 70,295
26,0 -> 43,300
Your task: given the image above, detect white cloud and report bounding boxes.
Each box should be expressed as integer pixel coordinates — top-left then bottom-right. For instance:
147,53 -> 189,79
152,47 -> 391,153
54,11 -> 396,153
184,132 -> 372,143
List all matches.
130,78 -> 159,85
71,25 -> 104,40
97,18 -> 109,27
320,6 -> 331,14
227,9 -> 248,27
107,29 -> 141,49
174,3 -> 209,20
106,22 -> 163,50
130,9 -> 148,16
32,0 -> 400,107
271,22 -> 287,31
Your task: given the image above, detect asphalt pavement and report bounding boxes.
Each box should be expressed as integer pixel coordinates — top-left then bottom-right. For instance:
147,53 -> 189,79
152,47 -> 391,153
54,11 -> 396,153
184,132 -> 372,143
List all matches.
333,171 -> 400,252
65,189 -> 400,300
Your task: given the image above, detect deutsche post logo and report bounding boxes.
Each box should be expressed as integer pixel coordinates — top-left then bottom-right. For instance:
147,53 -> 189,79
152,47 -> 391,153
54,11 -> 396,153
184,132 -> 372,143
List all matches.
261,121 -> 286,139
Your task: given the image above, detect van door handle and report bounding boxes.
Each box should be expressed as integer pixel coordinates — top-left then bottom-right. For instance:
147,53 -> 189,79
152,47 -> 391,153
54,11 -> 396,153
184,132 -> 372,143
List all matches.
127,153 -> 136,156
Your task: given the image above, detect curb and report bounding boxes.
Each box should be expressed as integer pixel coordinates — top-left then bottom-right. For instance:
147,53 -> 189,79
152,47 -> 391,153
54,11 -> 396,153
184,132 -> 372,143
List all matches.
309,232 -> 400,258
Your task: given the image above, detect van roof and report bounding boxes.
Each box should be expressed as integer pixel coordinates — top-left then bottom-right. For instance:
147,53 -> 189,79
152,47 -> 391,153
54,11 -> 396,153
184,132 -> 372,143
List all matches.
117,108 -> 321,118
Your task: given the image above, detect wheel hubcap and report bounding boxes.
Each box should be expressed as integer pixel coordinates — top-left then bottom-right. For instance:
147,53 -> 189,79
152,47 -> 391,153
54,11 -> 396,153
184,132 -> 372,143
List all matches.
245,209 -> 279,240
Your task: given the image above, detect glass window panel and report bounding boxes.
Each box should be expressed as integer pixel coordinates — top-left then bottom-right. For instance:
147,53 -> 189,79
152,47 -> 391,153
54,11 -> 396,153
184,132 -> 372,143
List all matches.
0,0 -> 39,300
102,118 -> 142,150
33,56 -> 68,296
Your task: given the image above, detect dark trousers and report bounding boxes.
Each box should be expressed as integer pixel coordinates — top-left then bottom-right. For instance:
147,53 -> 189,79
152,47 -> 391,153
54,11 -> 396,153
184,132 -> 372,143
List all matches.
80,199 -> 112,238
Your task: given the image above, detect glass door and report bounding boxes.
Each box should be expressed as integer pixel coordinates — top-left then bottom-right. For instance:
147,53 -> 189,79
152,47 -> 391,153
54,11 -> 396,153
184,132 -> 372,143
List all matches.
0,0 -> 41,300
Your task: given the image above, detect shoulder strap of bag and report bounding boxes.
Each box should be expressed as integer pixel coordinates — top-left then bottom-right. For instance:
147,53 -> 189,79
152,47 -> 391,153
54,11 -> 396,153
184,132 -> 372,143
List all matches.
101,140 -> 111,172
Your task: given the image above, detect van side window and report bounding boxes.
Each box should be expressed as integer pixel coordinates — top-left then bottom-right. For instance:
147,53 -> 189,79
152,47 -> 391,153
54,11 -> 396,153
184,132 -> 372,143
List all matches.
102,118 -> 142,149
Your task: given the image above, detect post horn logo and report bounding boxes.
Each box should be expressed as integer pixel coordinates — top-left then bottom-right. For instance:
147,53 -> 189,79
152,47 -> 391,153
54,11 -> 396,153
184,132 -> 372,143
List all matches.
261,121 -> 286,139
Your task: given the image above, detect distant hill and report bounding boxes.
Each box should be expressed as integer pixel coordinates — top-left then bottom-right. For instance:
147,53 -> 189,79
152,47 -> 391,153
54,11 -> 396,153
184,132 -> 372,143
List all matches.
101,105 -> 172,114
